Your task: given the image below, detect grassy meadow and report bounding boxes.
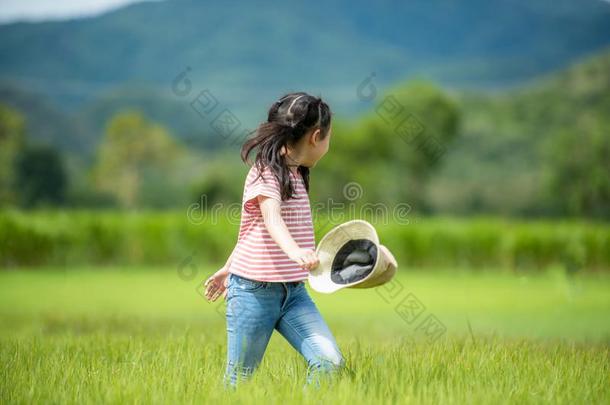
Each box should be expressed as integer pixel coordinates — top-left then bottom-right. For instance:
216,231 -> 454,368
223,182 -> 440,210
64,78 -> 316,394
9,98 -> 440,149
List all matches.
1,266 -> 608,404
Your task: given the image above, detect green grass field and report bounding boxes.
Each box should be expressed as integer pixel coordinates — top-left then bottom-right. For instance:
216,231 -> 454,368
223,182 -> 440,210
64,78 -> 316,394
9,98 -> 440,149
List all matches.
1,267 -> 609,404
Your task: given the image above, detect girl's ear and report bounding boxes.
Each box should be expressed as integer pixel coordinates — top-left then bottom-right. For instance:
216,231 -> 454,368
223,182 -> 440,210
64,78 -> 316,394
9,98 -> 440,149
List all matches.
309,128 -> 322,146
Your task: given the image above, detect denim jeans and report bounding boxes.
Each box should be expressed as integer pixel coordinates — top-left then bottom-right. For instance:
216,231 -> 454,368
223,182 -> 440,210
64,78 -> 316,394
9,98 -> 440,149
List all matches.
223,272 -> 345,389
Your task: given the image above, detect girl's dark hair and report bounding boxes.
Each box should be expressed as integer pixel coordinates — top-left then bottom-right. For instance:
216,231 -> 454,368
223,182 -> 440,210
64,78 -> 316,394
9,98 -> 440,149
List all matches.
241,92 -> 332,201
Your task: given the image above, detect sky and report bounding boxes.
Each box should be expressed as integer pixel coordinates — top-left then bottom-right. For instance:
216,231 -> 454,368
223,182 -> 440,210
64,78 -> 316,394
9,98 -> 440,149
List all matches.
0,0 -> 160,23
1,0 -> 610,23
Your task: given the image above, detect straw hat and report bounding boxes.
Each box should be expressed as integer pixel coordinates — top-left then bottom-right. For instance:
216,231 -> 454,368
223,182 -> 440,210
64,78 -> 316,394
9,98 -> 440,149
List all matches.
309,219 -> 398,293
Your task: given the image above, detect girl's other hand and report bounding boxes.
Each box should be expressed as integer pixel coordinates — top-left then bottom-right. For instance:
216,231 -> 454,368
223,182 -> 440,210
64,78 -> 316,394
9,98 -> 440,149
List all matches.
288,248 -> 320,271
203,267 -> 230,302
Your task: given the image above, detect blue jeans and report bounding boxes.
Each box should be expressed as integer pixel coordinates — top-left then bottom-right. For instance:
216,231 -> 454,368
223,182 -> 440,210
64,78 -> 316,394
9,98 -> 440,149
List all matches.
223,272 -> 345,389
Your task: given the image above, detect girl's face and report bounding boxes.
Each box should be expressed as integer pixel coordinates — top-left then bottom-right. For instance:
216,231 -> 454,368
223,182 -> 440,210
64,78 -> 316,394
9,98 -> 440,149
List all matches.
304,126 -> 331,168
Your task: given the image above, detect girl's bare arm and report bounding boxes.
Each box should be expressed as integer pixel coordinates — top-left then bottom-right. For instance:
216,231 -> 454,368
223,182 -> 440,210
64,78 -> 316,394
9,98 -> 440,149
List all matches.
258,195 -> 319,270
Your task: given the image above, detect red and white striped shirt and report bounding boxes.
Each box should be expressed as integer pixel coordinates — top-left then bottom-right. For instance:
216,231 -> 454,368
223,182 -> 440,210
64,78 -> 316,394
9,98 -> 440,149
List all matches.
227,164 -> 315,282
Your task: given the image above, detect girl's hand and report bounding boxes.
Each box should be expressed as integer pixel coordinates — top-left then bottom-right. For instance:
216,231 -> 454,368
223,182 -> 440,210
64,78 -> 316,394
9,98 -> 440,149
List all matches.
203,267 -> 230,302
288,248 -> 320,271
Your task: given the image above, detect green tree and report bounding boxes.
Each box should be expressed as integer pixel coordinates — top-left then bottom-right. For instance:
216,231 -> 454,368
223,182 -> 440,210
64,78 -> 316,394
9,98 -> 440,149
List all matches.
0,104 -> 26,206
15,144 -> 67,207
92,110 -> 185,208
315,81 -> 460,210
189,152 -> 246,206
546,120 -> 610,218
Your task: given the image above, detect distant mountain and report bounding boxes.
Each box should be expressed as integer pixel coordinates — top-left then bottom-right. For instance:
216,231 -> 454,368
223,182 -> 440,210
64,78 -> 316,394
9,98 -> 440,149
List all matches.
0,0 -> 609,117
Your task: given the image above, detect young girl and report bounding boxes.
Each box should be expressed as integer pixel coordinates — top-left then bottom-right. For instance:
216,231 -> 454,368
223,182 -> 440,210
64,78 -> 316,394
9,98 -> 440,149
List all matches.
203,92 -> 345,389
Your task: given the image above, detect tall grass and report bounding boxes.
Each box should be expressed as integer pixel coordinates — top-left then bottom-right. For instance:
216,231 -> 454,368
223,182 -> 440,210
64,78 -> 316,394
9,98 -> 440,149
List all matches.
1,268 -> 609,404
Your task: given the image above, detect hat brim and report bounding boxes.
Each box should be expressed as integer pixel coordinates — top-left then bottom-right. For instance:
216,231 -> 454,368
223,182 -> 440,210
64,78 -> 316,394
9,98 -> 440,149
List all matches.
309,220 -> 382,293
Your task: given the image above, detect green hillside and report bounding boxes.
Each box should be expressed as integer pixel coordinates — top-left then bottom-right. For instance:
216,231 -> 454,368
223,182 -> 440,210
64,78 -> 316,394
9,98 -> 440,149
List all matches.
427,49 -> 610,216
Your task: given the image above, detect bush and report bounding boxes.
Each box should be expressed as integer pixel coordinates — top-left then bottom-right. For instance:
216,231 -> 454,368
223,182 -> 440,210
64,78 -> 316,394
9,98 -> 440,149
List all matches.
0,210 -> 608,272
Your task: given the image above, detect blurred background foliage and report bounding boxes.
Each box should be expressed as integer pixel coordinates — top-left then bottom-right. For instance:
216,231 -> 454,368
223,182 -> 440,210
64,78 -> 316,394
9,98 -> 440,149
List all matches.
1,210 -> 608,272
1,52 -> 609,217
0,0 -> 609,270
